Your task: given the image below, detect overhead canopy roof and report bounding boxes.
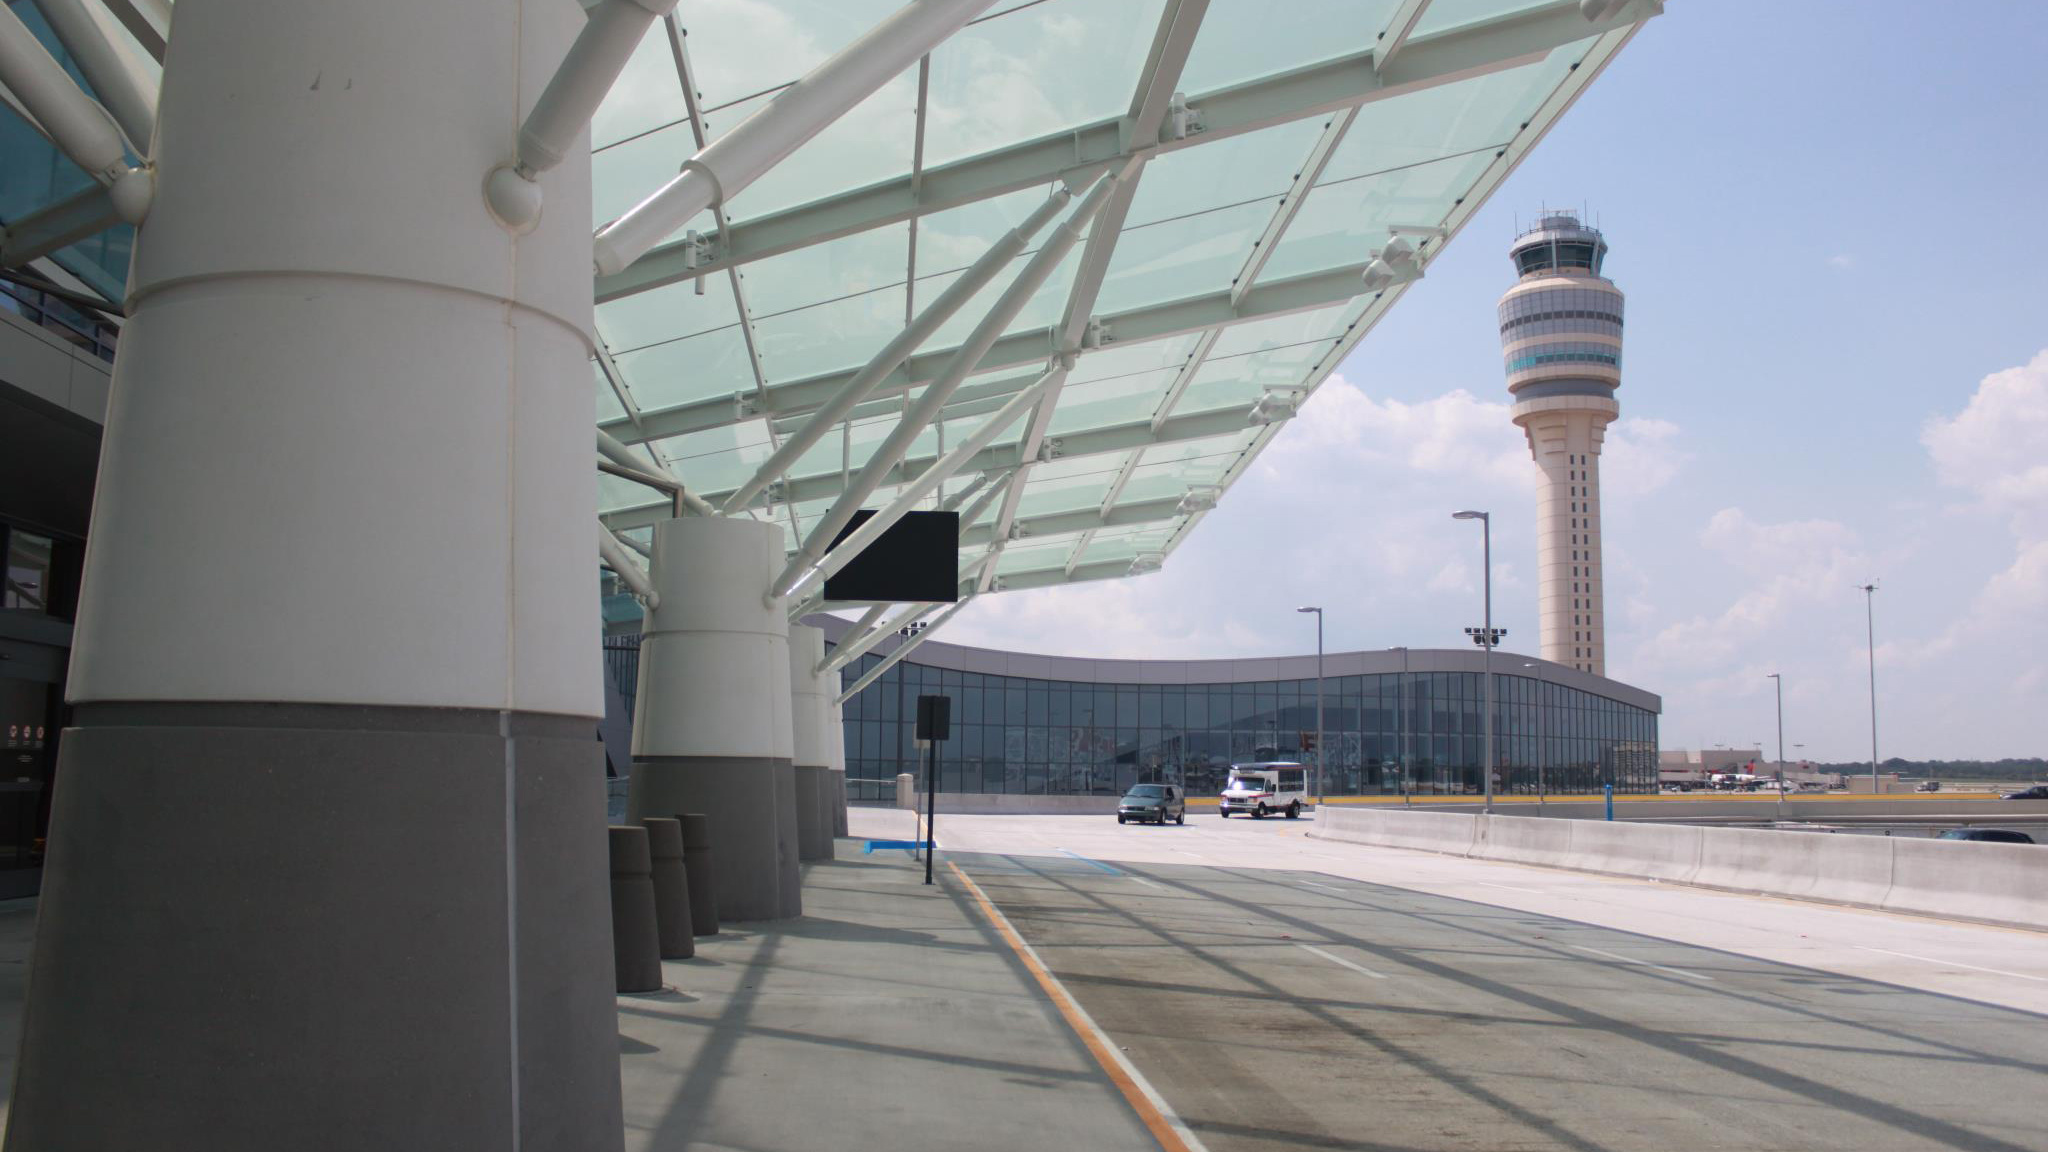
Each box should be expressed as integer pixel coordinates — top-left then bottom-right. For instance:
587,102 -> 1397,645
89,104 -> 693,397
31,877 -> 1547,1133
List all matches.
588,0 -> 1655,599
0,0 -> 1657,605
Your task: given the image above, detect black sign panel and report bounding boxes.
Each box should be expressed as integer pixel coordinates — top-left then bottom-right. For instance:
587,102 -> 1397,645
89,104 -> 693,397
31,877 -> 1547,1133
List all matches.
821,510 -> 960,603
915,694 -> 951,742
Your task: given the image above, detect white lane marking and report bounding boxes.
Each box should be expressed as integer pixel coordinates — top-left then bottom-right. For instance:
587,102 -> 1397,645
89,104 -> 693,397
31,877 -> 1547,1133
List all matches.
1477,882 -> 1543,894
1568,944 -> 1712,981
1855,946 -> 2048,984
1130,877 -> 1166,891
1297,943 -> 1388,979
1298,881 -> 1345,894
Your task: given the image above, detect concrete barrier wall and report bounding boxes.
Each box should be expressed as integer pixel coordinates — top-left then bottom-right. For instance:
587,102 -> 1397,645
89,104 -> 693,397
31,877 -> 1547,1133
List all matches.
1314,808 -> 2046,930
902,792 -> 1120,816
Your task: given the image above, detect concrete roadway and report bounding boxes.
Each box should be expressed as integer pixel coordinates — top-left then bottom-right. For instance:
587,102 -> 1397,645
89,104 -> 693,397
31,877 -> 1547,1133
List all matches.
857,810 -> 2048,1152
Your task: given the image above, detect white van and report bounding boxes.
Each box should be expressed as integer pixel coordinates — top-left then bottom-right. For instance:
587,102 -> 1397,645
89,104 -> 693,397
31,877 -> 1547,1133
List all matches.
1218,761 -> 1309,819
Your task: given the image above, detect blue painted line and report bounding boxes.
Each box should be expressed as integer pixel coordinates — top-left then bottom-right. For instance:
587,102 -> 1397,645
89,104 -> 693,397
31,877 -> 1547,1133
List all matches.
863,839 -> 932,855
1057,848 -> 1123,875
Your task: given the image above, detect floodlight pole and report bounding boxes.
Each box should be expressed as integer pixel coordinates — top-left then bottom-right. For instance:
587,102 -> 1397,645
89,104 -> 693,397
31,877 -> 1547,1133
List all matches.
1453,510 -> 1494,813
1767,672 -> 1785,820
1861,583 -> 1879,795
1298,606 -> 1323,807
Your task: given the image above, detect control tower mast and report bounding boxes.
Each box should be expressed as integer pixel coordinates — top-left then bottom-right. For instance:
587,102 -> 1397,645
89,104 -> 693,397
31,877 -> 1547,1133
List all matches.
1498,213 -> 1623,676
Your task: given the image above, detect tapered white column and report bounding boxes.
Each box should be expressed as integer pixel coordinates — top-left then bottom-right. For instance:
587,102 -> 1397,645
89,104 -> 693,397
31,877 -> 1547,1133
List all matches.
629,516 -> 799,919
788,624 -> 835,861
8,2 -> 619,1149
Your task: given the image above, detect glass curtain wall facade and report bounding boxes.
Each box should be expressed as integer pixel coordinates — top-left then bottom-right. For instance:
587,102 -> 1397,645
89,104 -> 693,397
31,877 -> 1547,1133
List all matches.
837,651 -> 1658,798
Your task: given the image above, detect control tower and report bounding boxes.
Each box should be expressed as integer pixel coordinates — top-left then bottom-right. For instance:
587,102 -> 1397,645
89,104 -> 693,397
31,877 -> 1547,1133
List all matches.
1498,213 -> 1623,676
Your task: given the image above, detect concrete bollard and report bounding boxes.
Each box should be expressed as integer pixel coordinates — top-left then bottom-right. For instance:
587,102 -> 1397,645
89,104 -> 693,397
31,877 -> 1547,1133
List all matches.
676,813 -> 720,937
896,772 -> 916,810
608,825 -> 663,993
640,817 -> 695,960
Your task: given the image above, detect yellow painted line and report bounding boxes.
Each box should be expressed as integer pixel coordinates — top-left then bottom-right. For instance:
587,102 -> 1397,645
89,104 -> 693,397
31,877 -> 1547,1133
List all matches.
946,861 -> 1208,1152
1186,792 -> 2002,808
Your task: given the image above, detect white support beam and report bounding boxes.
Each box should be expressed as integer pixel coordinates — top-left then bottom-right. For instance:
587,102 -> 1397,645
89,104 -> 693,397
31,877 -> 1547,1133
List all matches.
596,0 -> 1648,301
1230,108 -> 1356,308
833,597 -> 972,705
1374,0 -> 1434,71
32,0 -> 156,148
958,492 -> 1184,549
97,0 -> 164,63
822,600 -> 936,676
722,182 -> 1074,514
786,363 -> 1063,603
1062,530 -> 1096,577
598,521 -> 660,608
815,603 -> 889,669
770,174 -> 1117,599
0,181 -> 120,268
1148,328 -> 1219,432
593,0 -> 996,276
0,1 -> 150,219
603,258 -> 1371,447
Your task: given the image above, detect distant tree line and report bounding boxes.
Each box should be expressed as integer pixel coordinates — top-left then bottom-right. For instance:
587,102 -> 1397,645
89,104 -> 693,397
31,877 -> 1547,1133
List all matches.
1811,758 -> 2047,782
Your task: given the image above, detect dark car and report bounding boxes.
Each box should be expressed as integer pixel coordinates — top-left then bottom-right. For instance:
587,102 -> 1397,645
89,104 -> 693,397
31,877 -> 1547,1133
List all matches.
2000,785 -> 2048,800
1936,828 -> 2035,844
1117,784 -> 1185,826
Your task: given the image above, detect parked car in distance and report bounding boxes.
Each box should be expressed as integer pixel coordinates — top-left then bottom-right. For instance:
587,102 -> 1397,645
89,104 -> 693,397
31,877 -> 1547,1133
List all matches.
1117,783 -> 1184,825
1914,780 -> 1942,793
1936,828 -> 2035,844
1999,785 -> 2048,800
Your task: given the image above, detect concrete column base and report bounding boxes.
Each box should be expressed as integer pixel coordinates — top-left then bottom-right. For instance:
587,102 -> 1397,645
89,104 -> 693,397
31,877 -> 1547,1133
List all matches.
6,703 -> 623,1152
831,768 -> 848,837
794,764 -> 832,861
772,762 -> 802,914
630,755 -> 792,921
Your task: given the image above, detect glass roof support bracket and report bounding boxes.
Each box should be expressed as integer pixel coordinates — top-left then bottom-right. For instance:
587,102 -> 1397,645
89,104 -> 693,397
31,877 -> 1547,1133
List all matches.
490,0 -> 676,233
785,363 -> 1066,605
0,1 -> 152,223
1372,0 -> 1434,73
593,0 -> 999,277
720,182 -> 1075,515
768,174 -> 1119,601
833,598 -> 974,707
33,0 -> 158,149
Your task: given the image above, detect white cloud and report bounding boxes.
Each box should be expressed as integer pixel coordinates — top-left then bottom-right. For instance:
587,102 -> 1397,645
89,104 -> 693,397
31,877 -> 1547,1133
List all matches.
1827,254 -> 1855,269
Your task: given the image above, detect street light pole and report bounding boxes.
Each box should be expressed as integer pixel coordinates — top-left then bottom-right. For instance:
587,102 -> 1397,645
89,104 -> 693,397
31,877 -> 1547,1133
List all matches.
1390,647 -> 1410,806
1298,606 -> 1324,808
1767,672 -> 1785,819
1860,583 -> 1879,795
1453,510 -> 1494,814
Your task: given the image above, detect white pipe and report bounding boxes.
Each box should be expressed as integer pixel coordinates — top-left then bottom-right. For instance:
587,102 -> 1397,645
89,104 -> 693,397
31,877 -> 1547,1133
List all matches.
33,0 -> 155,148
519,0 -> 673,174
0,180 -> 119,268
598,522 -> 660,608
824,601 -> 935,675
834,598 -> 971,705
952,469 -> 1012,535
788,365 -> 1061,603
813,603 -> 889,669
720,183 -> 1072,514
596,427 -> 715,515
0,1 -> 126,177
593,0 -> 995,275
771,173 -> 1118,599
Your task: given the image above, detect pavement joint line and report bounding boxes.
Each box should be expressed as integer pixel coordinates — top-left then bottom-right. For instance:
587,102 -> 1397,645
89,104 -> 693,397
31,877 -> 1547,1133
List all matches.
1057,847 -> 1124,875
1296,943 -> 1389,979
1477,882 -> 1544,894
1130,877 -> 1167,891
1568,943 -> 1712,981
947,861 -> 1211,1152
1297,881 -> 1344,894
1854,946 -> 2048,983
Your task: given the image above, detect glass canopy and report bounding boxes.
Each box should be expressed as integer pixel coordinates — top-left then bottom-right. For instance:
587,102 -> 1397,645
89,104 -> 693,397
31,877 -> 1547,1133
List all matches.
0,0 -> 1656,613
588,0 -> 1652,604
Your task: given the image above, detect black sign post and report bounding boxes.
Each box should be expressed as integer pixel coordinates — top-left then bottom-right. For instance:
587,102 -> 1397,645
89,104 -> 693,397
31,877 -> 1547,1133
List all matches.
916,694 -> 951,885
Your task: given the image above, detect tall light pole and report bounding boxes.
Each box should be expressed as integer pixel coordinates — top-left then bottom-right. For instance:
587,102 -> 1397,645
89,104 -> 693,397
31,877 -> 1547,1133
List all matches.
1860,583 -> 1879,795
1452,510 -> 1494,813
1767,672 -> 1787,819
1389,646 -> 1410,806
1298,606 -> 1324,807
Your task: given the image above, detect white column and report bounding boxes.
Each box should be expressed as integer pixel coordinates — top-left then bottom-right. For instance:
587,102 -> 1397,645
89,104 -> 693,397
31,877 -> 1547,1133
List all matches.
630,515 -> 799,919
9,2 -> 620,1149
789,624 -> 835,861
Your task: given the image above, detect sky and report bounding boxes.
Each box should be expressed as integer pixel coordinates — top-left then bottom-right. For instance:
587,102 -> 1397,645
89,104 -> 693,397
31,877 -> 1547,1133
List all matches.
935,1 -> 2048,763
